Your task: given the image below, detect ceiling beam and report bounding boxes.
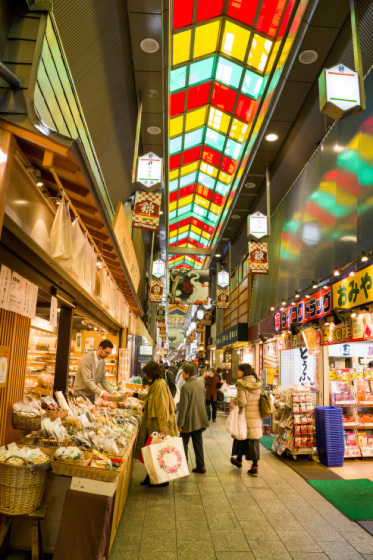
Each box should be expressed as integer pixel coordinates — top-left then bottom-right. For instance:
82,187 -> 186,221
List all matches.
168,247 -> 211,256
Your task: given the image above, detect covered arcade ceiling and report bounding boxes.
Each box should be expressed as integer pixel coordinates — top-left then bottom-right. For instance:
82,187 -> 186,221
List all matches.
167,0 -> 310,270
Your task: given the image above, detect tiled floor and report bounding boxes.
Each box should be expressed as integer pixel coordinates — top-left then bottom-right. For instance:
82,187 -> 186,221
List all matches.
330,458 -> 373,482
109,412 -> 373,560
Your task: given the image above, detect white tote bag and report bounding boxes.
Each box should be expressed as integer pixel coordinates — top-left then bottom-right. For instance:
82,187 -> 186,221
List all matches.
226,405 -> 247,440
141,436 -> 189,484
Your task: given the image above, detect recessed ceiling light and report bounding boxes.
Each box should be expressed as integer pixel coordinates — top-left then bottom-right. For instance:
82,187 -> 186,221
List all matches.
215,253 -> 221,257
244,182 -> 256,189
146,126 -> 162,134
36,181 -> 44,187
298,49 -> 318,64
265,133 -> 279,142
159,211 -> 163,215
147,126 -> 161,135
146,89 -> 158,98
140,38 -> 159,53
231,215 -> 240,220
222,237 -> 229,241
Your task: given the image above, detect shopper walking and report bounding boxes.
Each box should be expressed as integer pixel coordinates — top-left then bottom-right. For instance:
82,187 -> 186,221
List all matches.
133,360 -> 178,487
178,363 -> 209,474
230,363 -> 263,476
205,367 -> 221,422
163,364 -> 177,399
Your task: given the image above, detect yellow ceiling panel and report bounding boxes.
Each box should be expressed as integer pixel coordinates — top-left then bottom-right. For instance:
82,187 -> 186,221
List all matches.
248,34 -> 272,73
229,118 -> 249,143
180,161 -> 199,176
170,115 -> 184,138
185,106 -> 208,132
193,20 -> 220,59
173,29 -> 191,66
208,107 -> 230,134
200,161 -> 218,177
169,169 -> 179,180
221,21 -> 250,62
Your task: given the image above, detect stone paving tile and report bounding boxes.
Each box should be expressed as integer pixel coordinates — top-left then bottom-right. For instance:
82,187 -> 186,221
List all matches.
306,522 -> 346,542
176,538 -> 215,554
205,510 -> 241,530
248,540 -> 292,560
138,553 -> 177,560
318,541 -> 365,559
343,535 -> 373,554
240,519 -> 281,541
216,552 -> 255,560
285,506 -> 325,525
209,529 -> 250,551
278,530 -> 322,553
290,555 -> 329,560
230,503 -> 267,522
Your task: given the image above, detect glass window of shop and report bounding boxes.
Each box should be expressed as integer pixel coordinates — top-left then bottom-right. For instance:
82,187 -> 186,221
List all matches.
25,292 -> 60,397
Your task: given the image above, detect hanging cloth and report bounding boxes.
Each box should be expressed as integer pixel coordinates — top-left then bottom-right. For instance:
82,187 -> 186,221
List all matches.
50,196 -> 66,258
61,201 -> 73,260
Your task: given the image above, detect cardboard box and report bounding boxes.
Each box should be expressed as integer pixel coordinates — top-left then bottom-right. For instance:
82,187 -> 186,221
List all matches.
71,477 -> 117,497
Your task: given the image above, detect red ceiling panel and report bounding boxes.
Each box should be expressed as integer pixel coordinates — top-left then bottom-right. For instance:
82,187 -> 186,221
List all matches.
179,217 -> 192,229
183,145 -> 202,165
173,0 -> 194,29
278,0 -> 295,38
169,191 -> 178,203
256,0 -> 287,37
202,146 -> 221,167
212,83 -> 236,113
179,183 -> 197,198
187,81 -> 211,110
196,0 -> 224,22
212,192 -> 224,206
235,94 -> 256,122
170,152 -> 182,170
197,184 -> 213,199
221,155 -> 236,175
192,217 -> 206,229
227,0 -> 257,27
170,90 -> 186,116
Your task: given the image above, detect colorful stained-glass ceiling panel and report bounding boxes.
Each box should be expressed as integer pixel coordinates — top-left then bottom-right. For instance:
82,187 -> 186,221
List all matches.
168,0 -> 308,269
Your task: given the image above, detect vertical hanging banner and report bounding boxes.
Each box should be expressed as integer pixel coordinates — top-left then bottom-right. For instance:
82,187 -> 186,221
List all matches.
249,242 -> 269,275
203,311 -> 212,325
217,269 -> 230,309
196,321 -> 204,333
152,259 -> 165,278
150,278 -> 164,303
49,296 -> 58,328
132,191 -> 162,231
137,152 -> 162,188
156,306 -> 166,323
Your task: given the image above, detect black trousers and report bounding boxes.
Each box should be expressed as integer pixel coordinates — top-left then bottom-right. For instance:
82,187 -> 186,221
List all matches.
206,397 -> 217,421
181,429 -> 205,469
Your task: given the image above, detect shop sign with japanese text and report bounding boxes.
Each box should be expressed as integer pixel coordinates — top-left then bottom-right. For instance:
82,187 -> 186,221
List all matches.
333,264 -> 373,310
217,286 -> 229,308
132,191 -> 162,231
137,152 -> 162,188
156,306 -> 166,323
149,278 -> 163,303
275,286 -> 333,332
320,315 -> 366,345
217,270 -> 229,288
248,242 -> 268,274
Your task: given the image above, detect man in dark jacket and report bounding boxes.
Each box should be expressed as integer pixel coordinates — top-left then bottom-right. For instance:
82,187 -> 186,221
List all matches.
205,367 -> 222,422
162,363 -> 177,398
178,363 -> 209,474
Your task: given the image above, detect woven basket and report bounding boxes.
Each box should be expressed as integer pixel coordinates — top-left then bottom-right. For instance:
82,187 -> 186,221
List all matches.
110,395 -> 126,403
55,453 -> 92,467
43,410 -> 69,422
11,412 -> 42,432
51,460 -> 122,482
0,456 -> 48,515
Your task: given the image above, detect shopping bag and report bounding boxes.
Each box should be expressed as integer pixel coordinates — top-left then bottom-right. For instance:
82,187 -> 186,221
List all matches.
138,432 -> 162,464
173,386 -> 180,406
259,391 -> 276,418
141,436 -> 189,484
226,405 -> 247,440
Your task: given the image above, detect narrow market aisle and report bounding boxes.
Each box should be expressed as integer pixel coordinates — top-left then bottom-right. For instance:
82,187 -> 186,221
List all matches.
110,413 -> 373,560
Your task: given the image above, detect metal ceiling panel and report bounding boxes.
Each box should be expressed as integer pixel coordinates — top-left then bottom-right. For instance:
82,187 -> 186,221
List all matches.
128,12 -> 163,72
134,71 -> 163,113
143,143 -> 164,157
271,81 -> 313,122
127,0 -> 163,14
52,0 -> 138,208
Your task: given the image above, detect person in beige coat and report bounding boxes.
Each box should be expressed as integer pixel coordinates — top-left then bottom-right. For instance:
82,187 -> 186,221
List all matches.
230,363 -> 263,476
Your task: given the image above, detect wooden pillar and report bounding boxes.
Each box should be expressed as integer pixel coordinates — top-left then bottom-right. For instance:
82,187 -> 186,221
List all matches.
0,129 -> 16,239
54,306 -> 73,393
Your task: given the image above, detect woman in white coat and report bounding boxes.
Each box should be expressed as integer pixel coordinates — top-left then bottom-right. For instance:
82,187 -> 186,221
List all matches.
230,363 -> 263,476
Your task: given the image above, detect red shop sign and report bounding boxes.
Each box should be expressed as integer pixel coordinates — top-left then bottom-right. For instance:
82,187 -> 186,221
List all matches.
274,287 -> 333,332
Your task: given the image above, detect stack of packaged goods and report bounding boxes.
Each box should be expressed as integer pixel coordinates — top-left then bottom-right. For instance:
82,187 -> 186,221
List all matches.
272,385 -> 314,459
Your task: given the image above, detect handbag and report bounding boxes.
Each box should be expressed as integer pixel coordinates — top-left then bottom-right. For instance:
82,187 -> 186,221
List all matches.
225,405 -> 247,440
141,436 -> 189,484
259,390 -> 275,418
